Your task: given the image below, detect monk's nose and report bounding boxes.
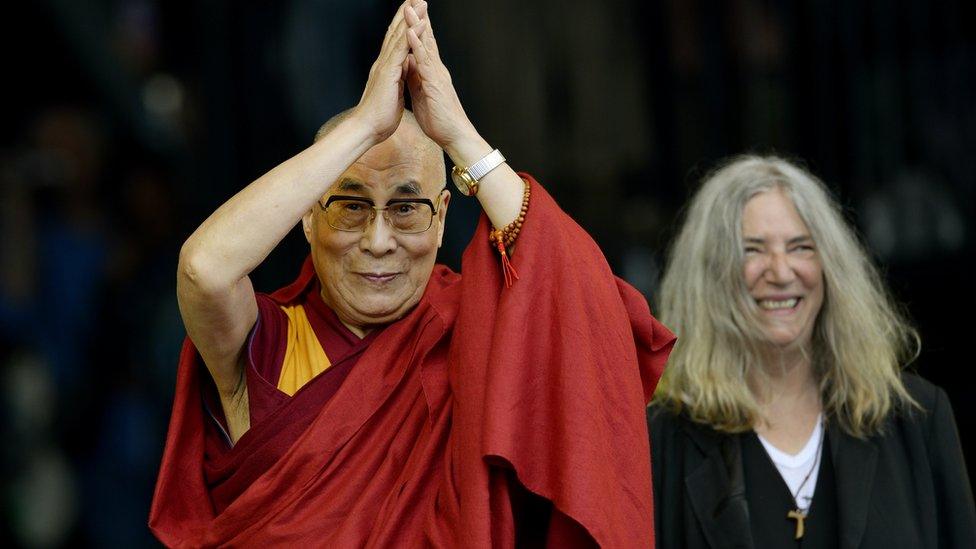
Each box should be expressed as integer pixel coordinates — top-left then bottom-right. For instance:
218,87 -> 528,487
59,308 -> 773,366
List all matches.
360,213 -> 398,256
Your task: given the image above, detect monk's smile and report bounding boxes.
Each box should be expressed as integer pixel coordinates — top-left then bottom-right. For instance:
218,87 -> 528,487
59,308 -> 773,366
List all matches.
356,272 -> 401,285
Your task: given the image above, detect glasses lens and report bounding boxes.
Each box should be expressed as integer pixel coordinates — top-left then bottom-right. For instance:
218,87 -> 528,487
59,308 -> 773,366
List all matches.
327,200 -> 371,231
388,202 -> 433,233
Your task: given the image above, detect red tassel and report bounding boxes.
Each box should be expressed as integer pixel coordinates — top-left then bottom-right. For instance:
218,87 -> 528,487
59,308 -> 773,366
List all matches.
492,231 -> 519,288
499,244 -> 519,288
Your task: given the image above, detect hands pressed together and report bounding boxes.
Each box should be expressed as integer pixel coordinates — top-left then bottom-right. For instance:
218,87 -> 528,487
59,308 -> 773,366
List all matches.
354,0 -> 475,151
351,0 -> 524,231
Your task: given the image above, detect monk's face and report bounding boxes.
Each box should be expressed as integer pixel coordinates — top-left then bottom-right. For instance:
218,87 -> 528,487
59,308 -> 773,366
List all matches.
303,121 -> 449,336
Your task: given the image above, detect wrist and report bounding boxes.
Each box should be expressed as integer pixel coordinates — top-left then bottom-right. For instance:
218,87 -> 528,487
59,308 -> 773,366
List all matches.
346,108 -> 392,147
443,125 -> 492,168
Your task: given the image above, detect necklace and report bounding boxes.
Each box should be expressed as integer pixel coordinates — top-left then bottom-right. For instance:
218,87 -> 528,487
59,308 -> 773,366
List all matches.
786,417 -> 825,540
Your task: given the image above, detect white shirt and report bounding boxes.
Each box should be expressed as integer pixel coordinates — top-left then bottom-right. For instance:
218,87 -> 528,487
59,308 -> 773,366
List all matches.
757,414 -> 824,512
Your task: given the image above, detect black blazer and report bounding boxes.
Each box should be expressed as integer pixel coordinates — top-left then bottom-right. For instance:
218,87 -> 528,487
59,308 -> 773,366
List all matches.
648,374 -> 976,548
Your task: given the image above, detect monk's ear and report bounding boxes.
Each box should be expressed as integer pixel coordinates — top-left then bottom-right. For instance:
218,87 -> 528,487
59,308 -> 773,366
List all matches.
302,210 -> 314,243
435,189 -> 450,248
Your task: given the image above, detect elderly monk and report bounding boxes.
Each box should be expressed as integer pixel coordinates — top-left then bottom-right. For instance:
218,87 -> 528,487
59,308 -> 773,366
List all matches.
149,1 -> 674,546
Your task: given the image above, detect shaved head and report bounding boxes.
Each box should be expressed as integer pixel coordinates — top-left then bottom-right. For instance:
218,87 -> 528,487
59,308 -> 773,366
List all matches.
315,109 -> 445,187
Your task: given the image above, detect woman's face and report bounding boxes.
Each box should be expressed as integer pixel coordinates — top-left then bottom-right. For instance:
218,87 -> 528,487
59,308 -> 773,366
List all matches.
741,187 -> 824,349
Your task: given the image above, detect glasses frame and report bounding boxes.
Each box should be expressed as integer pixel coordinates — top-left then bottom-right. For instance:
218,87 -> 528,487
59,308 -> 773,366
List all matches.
318,193 -> 443,234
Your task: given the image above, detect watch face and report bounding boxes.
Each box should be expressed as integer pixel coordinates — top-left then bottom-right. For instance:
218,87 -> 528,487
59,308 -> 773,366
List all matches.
451,167 -> 475,196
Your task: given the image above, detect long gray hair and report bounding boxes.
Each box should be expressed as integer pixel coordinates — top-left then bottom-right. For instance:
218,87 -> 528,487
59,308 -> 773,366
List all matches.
655,155 -> 918,437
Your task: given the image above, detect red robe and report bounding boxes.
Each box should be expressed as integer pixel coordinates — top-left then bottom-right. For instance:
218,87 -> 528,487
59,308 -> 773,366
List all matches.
150,174 -> 675,547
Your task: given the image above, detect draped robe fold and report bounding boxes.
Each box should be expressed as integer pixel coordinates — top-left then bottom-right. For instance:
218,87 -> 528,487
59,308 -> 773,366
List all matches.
150,174 -> 676,547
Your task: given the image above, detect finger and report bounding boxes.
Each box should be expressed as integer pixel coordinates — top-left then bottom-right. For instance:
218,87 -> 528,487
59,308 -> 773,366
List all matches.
421,16 -> 439,58
380,6 -> 413,67
412,2 -> 438,56
406,27 -> 433,67
404,5 -> 428,36
406,17 -> 429,40
402,1 -> 430,42
406,64 -> 421,93
407,53 -> 420,88
413,1 -> 428,21
379,1 -> 408,52
406,63 -> 423,103
378,1 -> 412,62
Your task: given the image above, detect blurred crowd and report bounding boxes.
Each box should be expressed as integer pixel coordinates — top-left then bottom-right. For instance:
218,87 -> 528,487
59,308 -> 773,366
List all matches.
1,1 -> 189,544
1,105 -> 183,546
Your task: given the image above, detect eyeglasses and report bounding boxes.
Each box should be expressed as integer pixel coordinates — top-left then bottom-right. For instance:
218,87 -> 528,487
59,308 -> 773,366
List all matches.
318,194 -> 442,234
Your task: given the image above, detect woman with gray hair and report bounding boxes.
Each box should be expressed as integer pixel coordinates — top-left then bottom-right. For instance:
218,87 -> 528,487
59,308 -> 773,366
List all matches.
648,155 -> 975,548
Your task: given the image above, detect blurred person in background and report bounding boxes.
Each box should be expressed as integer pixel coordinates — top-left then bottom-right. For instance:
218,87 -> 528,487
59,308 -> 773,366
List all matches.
648,155 -> 976,548
1,107 -> 109,392
1,106 -> 112,548
81,158 -> 184,546
2,101 -> 182,546
151,1 -> 673,546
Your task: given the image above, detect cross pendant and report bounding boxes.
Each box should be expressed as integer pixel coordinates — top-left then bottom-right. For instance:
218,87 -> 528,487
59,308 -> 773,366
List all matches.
787,509 -> 807,540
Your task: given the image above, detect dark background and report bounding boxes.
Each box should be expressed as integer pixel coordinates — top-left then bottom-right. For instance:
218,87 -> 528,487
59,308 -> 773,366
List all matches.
1,0 -> 972,546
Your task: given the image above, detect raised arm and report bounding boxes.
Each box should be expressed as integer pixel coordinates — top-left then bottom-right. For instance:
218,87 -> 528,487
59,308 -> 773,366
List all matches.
176,1 -> 424,443
403,3 -> 524,229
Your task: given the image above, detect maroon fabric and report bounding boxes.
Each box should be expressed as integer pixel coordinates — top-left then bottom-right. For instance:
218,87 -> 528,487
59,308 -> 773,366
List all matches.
197,295 -> 291,456
249,295 -> 288,393
247,279 -> 365,394
200,266 -> 386,513
433,176 -> 675,547
200,278 -> 378,486
149,174 -> 675,547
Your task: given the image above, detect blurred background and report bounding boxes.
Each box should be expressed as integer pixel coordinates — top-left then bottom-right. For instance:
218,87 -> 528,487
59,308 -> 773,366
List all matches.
1,0 -> 973,546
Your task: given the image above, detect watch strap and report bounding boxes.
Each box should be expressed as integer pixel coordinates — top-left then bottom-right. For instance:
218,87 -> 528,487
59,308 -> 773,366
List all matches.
466,149 -> 506,181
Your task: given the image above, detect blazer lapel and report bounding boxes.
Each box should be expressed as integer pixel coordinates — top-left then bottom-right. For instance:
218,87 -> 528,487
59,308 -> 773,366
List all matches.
828,427 -> 879,549
682,423 -> 754,549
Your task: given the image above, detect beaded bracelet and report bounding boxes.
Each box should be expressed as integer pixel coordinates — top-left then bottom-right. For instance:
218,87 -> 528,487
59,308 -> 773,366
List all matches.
488,178 -> 530,287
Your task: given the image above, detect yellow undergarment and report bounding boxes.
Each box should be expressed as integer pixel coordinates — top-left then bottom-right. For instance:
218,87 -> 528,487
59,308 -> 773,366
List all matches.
276,303 -> 331,396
